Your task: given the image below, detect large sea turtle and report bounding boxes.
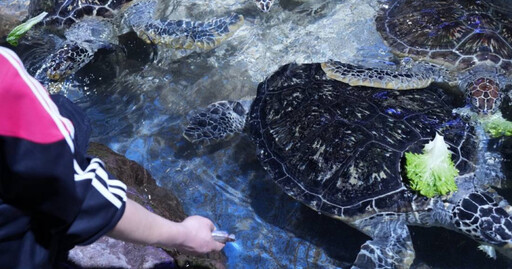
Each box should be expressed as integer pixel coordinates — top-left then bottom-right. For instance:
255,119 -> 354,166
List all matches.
20,0 -> 245,81
182,62 -> 512,268
322,0 -> 512,115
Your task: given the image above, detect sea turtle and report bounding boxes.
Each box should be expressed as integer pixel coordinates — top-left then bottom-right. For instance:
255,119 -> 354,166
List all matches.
182,62 -> 512,268
321,0 -> 512,115
22,0 -> 244,81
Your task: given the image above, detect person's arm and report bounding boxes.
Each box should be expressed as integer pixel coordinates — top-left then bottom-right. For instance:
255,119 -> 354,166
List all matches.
0,46 -> 224,255
108,199 -> 225,254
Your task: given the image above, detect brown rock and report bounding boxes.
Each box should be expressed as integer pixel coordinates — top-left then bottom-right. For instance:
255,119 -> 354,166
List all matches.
86,142 -> 186,222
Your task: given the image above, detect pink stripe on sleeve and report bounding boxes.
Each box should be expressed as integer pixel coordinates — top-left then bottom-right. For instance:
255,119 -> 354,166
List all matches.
0,49 -> 66,144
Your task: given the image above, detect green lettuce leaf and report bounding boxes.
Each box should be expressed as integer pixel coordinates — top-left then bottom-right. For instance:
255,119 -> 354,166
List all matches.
405,133 -> 459,198
6,12 -> 48,46
479,112 -> 512,138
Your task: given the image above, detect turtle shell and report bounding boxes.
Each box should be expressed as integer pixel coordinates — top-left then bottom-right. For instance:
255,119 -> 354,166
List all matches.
376,0 -> 512,73
248,63 -> 477,218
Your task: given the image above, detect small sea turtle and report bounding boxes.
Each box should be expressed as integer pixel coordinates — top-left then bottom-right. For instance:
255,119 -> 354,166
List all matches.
322,0 -> 512,115
183,62 -> 512,268
25,0 -> 244,81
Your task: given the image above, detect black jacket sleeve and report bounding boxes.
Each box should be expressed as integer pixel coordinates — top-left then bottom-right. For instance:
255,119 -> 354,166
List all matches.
0,46 -> 126,250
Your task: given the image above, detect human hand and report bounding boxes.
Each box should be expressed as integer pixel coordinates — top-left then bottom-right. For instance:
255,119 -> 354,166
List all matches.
173,215 -> 226,254
108,200 -> 226,255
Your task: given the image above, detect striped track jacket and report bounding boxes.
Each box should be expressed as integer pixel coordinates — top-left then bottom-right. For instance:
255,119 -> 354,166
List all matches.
0,47 -> 127,268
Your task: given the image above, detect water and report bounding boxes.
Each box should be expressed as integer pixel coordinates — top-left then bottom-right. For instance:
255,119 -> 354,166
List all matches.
5,0 -> 512,267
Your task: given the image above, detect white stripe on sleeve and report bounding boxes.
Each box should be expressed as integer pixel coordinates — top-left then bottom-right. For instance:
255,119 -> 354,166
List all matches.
0,47 -> 76,153
74,158 -> 127,207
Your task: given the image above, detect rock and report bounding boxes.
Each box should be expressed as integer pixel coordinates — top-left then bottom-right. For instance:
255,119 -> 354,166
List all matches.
86,142 -> 187,222
0,0 -> 30,38
66,142 -> 227,269
67,236 -> 174,269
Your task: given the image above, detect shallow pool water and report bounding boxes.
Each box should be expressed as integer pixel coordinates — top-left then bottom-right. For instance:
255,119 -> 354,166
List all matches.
6,0 -> 512,268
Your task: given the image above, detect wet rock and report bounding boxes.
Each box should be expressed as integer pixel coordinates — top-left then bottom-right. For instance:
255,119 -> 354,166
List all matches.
85,142 -> 186,222
0,0 -> 30,38
66,142 -> 227,269
67,236 -> 173,269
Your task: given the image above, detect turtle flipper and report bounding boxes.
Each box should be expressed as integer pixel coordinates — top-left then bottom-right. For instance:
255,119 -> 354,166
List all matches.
183,100 -> 250,144
453,192 -> 512,253
124,0 -> 243,52
321,60 -> 434,90
134,13 -> 244,51
352,219 -> 415,269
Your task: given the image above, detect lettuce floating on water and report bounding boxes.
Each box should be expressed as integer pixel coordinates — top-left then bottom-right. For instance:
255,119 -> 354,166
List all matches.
6,12 -> 48,46
479,112 -> 512,138
405,133 -> 459,198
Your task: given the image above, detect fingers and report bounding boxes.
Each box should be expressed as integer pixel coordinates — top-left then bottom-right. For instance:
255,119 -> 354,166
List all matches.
207,218 -> 215,231
212,241 -> 225,252
179,215 -> 227,254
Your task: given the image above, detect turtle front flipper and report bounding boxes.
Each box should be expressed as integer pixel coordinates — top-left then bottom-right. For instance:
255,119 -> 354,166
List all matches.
135,14 -> 244,51
124,0 -> 244,52
183,100 -> 251,144
321,60 -> 435,90
452,191 -> 512,259
352,218 -> 415,269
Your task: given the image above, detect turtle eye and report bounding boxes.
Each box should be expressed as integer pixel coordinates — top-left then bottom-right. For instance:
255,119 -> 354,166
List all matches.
470,96 -> 479,108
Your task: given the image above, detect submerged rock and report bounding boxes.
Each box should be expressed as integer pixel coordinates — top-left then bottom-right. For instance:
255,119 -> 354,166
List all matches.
66,142 -> 227,269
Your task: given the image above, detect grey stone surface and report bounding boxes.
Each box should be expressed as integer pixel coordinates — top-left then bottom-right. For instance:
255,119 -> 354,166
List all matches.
0,0 -> 29,38
69,236 -> 173,269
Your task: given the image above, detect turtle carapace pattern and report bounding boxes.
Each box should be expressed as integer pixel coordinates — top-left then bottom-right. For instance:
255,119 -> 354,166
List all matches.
376,0 -> 512,72
184,62 -> 512,268
249,63 -> 471,217
322,0 -> 512,115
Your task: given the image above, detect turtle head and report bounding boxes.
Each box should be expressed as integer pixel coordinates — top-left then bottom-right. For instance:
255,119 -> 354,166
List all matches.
255,0 -> 275,12
44,42 -> 94,81
183,100 -> 251,144
452,192 -> 512,258
466,77 -> 502,114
